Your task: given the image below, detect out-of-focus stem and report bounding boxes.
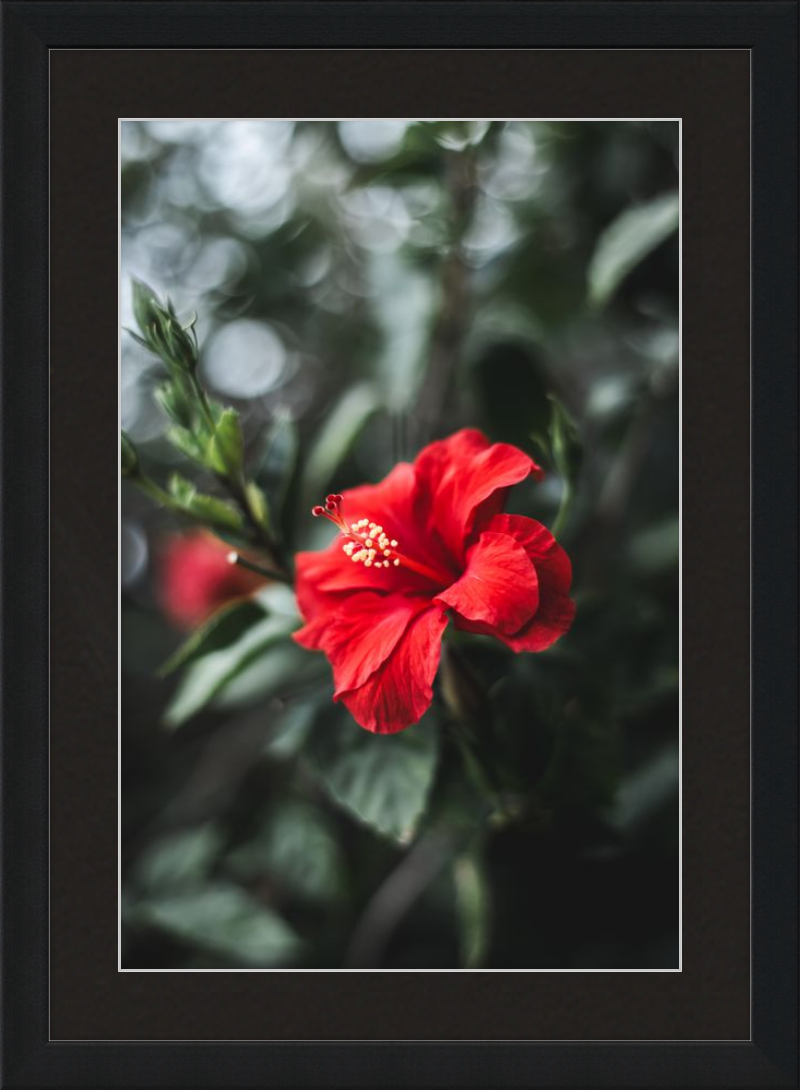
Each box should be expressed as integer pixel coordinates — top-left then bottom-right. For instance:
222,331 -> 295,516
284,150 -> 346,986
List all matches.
227,551 -> 291,585
343,832 -> 455,968
411,149 -> 477,443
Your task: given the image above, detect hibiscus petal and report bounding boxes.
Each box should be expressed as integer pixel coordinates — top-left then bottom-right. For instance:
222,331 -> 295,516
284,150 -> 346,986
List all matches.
314,592 -> 432,694
503,594 -> 576,652
413,429 -> 543,560
294,462 -> 434,616
482,514 -> 575,651
336,605 -> 449,734
294,541 -> 410,614
339,461 -> 416,532
485,514 -> 572,592
436,531 -> 539,634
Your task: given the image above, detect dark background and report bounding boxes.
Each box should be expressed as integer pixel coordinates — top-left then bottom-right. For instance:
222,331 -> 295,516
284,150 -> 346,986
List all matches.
49,46 -> 750,1040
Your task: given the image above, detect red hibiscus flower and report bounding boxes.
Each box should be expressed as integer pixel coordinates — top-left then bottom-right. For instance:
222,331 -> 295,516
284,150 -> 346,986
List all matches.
158,530 -> 265,630
293,429 -> 576,734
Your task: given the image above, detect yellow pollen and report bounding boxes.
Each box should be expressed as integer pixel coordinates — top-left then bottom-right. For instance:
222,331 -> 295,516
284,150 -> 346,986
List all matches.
314,492 -> 453,585
333,512 -> 406,575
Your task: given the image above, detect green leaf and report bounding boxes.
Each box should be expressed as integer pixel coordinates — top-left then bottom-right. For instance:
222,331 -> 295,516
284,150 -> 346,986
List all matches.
541,396 -> 582,538
263,698 -> 319,761
187,494 -> 245,531
208,408 -> 245,476
166,425 -> 206,464
163,614 -> 298,728
548,396 -> 580,479
453,852 -> 491,969
301,384 -> 379,508
588,191 -> 679,307
133,824 -> 224,893
156,379 -> 195,429
212,641 -> 325,712
158,598 -> 267,678
227,801 -> 345,903
167,473 -> 244,532
120,431 -> 139,477
124,327 -> 151,350
245,481 -> 270,530
307,708 -> 439,842
130,882 -> 303,967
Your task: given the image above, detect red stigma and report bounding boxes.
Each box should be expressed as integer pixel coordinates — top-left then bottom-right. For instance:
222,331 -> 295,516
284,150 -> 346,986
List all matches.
312,492 -> 349,533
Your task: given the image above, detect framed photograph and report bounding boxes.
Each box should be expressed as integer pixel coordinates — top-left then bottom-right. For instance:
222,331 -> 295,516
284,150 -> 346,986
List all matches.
2,2 -> 797,1087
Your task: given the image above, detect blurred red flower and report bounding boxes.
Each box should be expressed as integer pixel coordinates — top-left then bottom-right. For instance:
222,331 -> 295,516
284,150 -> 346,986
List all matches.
158,531 -> 264,630
294,429 -> 575,734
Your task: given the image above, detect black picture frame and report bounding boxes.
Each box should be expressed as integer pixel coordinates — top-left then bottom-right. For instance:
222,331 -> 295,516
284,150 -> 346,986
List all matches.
2,2 -> 798,1087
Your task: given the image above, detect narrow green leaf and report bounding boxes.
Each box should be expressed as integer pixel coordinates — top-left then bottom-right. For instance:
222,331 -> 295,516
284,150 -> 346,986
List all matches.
208,408 -> 244,476
245,481 -> 270,530
545,396 -> 582,538
131,278 -> 160,334
156,379 -> 195,429
158,598 -> 267,678
163,614 -> 297,728
588,191 -> 679,307
189,494 -> 244,531
454,852 -> 491,969
167,473 -> 244,532
166,425 -> 206,464
124,327 -> 151,350
120,431 -> 139,477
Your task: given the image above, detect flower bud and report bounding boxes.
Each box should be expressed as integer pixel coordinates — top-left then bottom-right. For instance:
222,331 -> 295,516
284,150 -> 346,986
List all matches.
130,280 -> 197,374
158,531 -> 266,630
131,279 -> 160,336
154,380 -> 194,427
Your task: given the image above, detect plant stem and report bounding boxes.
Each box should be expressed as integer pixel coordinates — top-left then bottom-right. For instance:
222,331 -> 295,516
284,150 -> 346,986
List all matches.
343,832 -> 455,968
411,148 -> 477,444
189,372 -> 287,568
227,551 -> 291,585
225,472 -> 287,570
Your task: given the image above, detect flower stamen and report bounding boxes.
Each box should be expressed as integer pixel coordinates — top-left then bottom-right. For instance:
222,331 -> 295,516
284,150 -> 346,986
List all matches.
311,494 -> 449,584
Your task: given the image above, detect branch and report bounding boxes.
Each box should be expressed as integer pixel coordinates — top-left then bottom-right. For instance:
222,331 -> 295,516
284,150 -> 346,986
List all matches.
343,832 -> 455,968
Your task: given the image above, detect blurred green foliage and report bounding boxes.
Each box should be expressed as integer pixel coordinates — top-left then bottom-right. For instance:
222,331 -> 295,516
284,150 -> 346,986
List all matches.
121,119 -> 679,970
